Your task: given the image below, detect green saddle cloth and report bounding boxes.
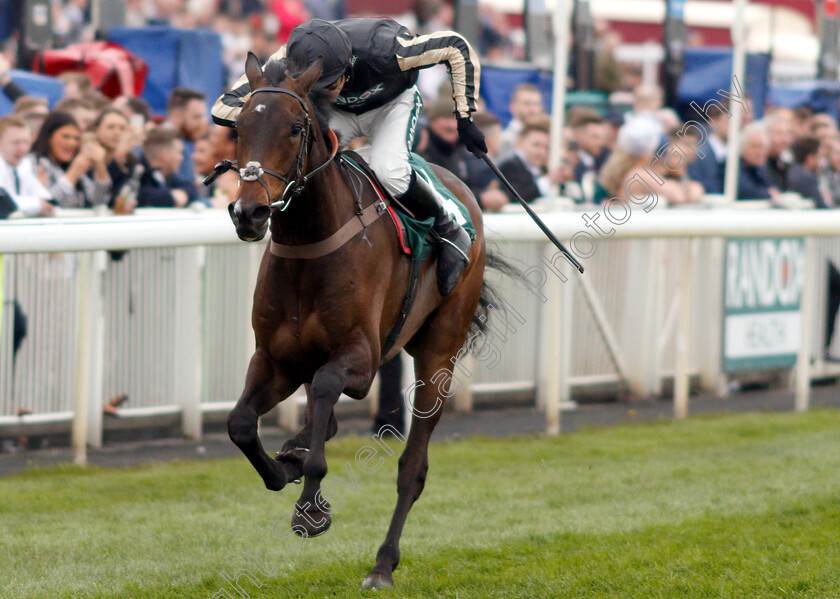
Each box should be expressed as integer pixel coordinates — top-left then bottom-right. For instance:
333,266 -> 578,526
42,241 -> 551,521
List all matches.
401,153 -> 476,263
340,152 -> 475,264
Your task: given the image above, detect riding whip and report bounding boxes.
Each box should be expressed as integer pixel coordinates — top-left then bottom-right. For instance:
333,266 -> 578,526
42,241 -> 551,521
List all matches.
480,153 -> 584,274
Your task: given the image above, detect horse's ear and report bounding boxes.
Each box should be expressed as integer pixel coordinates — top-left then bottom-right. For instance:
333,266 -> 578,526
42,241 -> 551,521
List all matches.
245,52 -> 267,89
296,58 -> 324,93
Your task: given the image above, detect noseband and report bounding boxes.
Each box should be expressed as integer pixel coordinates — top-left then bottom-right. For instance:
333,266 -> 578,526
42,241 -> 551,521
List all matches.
203,87 -> 337,211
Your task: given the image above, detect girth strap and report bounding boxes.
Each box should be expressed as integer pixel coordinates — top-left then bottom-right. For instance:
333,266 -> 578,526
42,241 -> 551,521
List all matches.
269,199 -> 387,259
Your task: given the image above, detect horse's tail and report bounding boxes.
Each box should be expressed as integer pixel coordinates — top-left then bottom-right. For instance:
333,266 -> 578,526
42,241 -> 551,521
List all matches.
468,246 -> 526,342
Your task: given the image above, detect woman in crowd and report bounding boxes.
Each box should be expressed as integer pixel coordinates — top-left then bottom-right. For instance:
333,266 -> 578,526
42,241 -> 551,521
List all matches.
596,113 -> 662,203
31,111 -> 111,208
94,107 -> 145,212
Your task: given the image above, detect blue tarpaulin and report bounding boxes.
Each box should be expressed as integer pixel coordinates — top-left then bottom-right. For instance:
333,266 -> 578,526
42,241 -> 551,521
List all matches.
767,80 -> 840,120
107,26 -> 225,116
0,70 -> 64,116
677,47 -> 771,121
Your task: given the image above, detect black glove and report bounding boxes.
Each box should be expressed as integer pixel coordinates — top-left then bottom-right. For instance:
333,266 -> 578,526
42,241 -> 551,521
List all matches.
457,116 -> 488,158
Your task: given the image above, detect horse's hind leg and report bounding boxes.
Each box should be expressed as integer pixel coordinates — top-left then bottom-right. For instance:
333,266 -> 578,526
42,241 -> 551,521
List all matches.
361,347 -> 451,590
228,348 -> 300,491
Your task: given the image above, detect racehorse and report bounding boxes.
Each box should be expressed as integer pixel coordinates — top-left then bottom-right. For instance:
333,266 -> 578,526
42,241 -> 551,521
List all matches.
223,53 -> 502,590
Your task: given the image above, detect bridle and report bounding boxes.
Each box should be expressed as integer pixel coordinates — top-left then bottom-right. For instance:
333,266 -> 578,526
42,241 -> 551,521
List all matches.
203,87 -> 337,211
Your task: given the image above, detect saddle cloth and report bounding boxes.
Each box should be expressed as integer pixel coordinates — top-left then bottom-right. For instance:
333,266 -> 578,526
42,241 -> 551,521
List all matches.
339,149 -> 476,264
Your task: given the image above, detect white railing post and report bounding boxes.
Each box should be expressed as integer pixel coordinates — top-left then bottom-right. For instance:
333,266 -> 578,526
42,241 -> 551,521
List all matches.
696,237 -> 729,398
453,353 -> 474,412
674,238 -> 698,419
72,252 -> 94,465
85,251 -> 107,448
795,237 -> 816,412
621,239 -> 660,397
173,246 -> 204,439
538,241 -> 568,435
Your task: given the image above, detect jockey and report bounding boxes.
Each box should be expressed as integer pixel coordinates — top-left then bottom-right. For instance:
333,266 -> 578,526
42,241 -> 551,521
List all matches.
212,18 -> 487,296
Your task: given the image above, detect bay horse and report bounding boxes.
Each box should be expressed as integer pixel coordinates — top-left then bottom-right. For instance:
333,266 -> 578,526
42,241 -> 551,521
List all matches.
224,53 -> 498,590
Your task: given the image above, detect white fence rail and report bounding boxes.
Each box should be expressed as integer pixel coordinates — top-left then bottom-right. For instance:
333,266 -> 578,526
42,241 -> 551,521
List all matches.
2,208 -> 840,463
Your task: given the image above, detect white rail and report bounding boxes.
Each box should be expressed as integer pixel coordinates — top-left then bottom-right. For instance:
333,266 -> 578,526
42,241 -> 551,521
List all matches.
2,208 -> 840,465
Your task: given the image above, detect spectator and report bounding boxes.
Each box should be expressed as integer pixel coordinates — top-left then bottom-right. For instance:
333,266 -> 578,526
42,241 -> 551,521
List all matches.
650,129 -> 704,206
112,95 -> 153,129
204,124 -> 239,205
464,111 -> 509,212
819,136 -> 840,207
95,107 -> 141,167
792,106 -> 813,138
687,103 -> 728,195
83,90 -> 113,113
192,134 -> 228,207
737,122 -> 777,201
11,96 -> 49,139
500,83 -> 546,156
0,115 -> 53,216
785,136 -> 829,207
93,107 -> 145,211
31,111 -> 111,209
570,111 -> 610,187
57,72 -> 93,100
497,118 -> 566,204
765,112 -> 794,190
54,97 -> 97,132
136,128 -> 198,208
632,84 -> 663,116
165,88 -> 209,182
420,99 -> 471,183
597,113 -> 661,203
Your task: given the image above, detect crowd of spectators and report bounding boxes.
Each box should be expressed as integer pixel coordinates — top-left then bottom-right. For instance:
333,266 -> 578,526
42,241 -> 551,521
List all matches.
0,1 -> 839,218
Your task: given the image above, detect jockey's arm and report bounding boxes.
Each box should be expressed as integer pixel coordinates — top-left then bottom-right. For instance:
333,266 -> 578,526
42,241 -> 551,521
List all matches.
211,46 -> 288,128
395,30 -> 481,120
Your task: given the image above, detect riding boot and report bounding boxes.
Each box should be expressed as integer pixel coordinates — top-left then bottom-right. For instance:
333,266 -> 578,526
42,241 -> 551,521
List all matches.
397,171 -> 471,296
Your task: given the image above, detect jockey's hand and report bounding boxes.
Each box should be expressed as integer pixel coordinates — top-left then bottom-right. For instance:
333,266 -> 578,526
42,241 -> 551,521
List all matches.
457,116 -> 487,158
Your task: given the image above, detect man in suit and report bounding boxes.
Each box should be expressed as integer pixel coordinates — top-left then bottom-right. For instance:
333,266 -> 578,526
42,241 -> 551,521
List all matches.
0,115 -> 53,217
498,119 -> 566,203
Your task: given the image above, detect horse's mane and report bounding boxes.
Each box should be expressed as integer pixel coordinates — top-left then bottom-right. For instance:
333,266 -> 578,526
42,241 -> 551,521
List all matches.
264,58 -> 333,141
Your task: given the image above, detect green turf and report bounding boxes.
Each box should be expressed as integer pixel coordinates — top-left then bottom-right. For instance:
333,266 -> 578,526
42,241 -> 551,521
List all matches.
3,410 -> 840,598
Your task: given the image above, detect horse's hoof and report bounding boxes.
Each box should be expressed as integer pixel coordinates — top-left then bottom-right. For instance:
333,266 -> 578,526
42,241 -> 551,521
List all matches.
361,572 -> 395,590
291,501 -> 331,537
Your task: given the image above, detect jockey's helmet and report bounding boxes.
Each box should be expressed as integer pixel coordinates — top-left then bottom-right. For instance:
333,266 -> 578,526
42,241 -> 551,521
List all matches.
287,19 -> 352,88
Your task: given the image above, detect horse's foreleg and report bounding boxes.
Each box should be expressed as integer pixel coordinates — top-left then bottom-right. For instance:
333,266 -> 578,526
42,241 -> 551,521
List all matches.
276,384 -> 339,483
361,357 -> 447,590
228,348 -> 299,491
292,344 -> 373,538
279,383 -> 339,453
289,362 -> 345,537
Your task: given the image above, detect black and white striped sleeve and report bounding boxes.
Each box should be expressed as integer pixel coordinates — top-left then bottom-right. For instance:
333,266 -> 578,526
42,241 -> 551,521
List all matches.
211,46 -> 288,127
395,30 -> 480,120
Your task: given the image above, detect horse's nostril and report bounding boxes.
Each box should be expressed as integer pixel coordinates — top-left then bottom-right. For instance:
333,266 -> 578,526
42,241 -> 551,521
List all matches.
253,204 -> 271,222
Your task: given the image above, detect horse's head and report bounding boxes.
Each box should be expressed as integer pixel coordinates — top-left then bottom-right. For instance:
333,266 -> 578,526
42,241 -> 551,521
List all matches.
229,52 -> 324,242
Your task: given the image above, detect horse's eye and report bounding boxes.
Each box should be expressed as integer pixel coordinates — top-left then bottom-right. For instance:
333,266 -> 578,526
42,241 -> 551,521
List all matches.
291,124 -> 303,137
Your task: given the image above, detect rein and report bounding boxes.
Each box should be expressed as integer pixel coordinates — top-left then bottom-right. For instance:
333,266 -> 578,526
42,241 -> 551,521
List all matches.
202,87 -> 338,211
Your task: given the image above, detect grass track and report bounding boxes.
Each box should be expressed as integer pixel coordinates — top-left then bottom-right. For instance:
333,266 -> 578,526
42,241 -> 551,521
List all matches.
2,409 -> 840,598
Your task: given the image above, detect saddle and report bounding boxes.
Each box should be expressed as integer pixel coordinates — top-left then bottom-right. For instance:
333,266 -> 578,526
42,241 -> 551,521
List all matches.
338,149 -> 476,265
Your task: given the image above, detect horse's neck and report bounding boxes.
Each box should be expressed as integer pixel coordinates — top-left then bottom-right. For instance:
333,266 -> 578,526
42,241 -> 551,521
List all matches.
270,161 -> 351,246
